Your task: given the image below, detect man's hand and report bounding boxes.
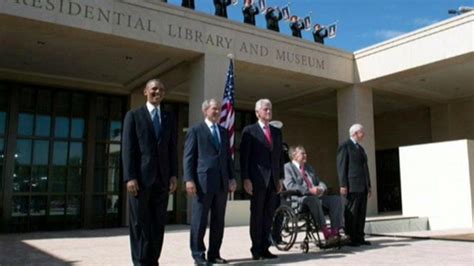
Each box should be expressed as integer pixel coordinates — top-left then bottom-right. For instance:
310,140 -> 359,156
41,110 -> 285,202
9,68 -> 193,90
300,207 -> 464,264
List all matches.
127,179 -> 139,197
185,181 -> 197,196
340,186 -> 348,196
169,176 -> 177,194
309,187 -> 322,196
243,179 -> 253,195
276,180 -> 283,194
228,179 -> 237,193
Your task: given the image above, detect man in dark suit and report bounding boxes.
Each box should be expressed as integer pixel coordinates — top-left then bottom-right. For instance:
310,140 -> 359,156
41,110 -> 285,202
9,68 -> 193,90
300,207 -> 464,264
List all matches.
313,24 -> 328,44
214,0 -> 232,18
182,0 -> 195,9
240,99 -> 284,260
122,79 -> 178,266
284,145 -> 344,245
337,124 -> 371,247
265,7 -> 283,32
242,0 -> 259,25
289,16 -> 304,38
183,99 -> 236,265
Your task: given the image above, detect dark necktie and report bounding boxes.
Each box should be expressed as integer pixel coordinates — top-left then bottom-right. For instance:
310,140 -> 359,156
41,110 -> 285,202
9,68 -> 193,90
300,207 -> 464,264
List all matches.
263,125 -> 272,146
300,164 -> 313,189
152,108 -> 161,140
211,124 -> 220,149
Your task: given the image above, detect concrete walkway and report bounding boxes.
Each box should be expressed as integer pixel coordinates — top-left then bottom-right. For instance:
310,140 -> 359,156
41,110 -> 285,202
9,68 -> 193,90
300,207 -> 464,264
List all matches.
0,225 -> 473,265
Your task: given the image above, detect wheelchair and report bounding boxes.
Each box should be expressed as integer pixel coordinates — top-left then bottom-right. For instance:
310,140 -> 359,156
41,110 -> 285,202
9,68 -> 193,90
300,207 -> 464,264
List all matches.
270,190 -> 347,253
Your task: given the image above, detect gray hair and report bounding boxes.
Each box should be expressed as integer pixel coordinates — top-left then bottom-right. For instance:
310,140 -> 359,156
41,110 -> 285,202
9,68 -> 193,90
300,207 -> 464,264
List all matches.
288,145 -> 305,160
349,124 -> 364,137
201,98 -> 220,112
255,98 -> 272,111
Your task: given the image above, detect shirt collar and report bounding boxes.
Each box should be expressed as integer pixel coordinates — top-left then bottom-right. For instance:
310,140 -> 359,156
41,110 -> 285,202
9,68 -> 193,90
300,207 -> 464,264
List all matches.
292,160 -> 301,170
146,101 -> 160,114
350,137 -> 358,145
204,118 -> 216,128
258,120 -> 269,130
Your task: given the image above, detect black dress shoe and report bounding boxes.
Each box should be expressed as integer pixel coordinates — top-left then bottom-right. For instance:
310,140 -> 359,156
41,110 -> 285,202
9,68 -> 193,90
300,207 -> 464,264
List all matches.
252,253 -> 264,260
346,241 -> 360,247
194,256 -> 207,265
359,240 -> 371,245
208,257 -> 228,264
262,250 -> 278,259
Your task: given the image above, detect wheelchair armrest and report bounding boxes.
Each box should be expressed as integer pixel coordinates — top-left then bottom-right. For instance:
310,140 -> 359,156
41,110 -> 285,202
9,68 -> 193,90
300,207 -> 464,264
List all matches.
280,190 -> 304,198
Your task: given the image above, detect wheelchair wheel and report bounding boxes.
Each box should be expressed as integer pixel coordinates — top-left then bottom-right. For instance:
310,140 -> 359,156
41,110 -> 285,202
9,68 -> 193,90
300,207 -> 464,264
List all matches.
300,238 -> 309,253
271,205 -> 298,251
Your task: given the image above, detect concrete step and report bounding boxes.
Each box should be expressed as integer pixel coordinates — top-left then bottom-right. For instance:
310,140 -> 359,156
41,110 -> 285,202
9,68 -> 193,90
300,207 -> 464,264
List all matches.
365,214 -> 429,234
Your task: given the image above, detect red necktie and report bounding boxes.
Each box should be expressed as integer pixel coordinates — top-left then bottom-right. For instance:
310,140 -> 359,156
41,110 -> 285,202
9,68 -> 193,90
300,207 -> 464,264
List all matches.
263,125 -> 272,145
300,164 -> 313,188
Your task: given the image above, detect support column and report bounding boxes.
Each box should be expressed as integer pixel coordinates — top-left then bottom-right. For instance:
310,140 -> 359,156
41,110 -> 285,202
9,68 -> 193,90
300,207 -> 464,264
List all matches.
186,53 -> 230,223
337,85 -> 378,216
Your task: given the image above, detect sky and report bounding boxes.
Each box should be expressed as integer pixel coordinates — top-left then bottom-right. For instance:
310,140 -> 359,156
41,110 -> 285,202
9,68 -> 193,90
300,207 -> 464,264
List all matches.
165,0 -> 473,51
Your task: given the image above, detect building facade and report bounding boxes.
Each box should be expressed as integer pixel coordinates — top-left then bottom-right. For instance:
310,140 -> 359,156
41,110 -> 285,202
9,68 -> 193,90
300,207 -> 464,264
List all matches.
0,0 -> 473,232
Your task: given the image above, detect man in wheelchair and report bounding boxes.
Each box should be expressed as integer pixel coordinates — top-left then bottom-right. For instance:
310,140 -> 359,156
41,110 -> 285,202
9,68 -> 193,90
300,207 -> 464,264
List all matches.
283,145 -> 345,245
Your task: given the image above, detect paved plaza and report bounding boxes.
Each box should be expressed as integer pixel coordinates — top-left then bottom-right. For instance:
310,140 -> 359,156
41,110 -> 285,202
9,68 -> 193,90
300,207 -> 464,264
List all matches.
0,225 -> 473,265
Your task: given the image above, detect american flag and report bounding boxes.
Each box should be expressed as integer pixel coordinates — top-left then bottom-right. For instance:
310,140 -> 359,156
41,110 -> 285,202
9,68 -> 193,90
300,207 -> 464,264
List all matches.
220,60 -> 235,157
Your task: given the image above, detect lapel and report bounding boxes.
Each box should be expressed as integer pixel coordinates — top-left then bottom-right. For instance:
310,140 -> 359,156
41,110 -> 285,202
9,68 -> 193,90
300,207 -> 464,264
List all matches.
201,122 -> 220,153
140,106 -> 158,143
255,123 -> 273,150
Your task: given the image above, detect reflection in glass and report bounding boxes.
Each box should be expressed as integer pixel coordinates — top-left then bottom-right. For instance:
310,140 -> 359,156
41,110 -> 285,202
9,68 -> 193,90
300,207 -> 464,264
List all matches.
54,117 -> 70,138
49,196 -> 65,216
107,195 -> 119,214
0,112 -> 6,134
94,168 -> 105,193
15,139 -> 32,165
94,144 -> 106,167
37,90 -> 52,113
0,139 -> 4,164
67,196 -> 81,216
96,118 -> 107,140
12,196 -> 29,217
18,113 -> 34,136
31,166 -> 48,192
35,115 -> 51,136
30,196 -> 47,216
13,165 -> 31,192
109,121 -> 122,141
107,167 -> 120,193
67,167 -> 82,192
71,118 -> 85,139
93,196 -> 105,217
108,144 -> 120,168
69,142 -> 83,166
53,141 -> 68,166
33,140 -> 49,165
51,166 -> 66,192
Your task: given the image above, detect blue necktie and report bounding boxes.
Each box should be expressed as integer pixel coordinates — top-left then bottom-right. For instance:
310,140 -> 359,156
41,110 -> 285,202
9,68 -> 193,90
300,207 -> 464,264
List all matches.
211,124 -> 220,149
152,108 -> 161,140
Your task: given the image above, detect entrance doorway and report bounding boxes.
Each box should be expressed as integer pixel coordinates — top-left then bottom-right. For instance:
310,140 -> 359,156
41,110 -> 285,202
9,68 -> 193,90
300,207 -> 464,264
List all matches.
376,148 -> 402,213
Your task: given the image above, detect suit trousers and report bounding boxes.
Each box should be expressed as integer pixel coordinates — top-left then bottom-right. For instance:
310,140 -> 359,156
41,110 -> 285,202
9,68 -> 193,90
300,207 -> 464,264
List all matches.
250,181 -> 278,255
190,190 -> 228,260
344,192 -> 368,242
128,183 -> 169,266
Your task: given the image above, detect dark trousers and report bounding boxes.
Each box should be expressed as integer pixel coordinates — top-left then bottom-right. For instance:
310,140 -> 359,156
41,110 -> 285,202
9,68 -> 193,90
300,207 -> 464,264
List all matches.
128,184 -> 169,266
344,192 -> 368,242
250,182 -> 278,255
190,190 -> 228,260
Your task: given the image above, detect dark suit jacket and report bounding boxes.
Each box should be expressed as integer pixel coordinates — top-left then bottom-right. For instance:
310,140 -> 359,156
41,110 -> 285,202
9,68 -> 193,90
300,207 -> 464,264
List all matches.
243,5 -> 259,25
214,0 -> 232,18
265,10 -> 282,32
313,28 -> 328,44
122,105 -> 178,189
182,0 -> 194,9
183,122 -> 234,194
290,22 -> 304,38
337,139 -> 370,193
240,123 -> 284,189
